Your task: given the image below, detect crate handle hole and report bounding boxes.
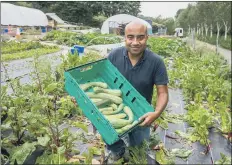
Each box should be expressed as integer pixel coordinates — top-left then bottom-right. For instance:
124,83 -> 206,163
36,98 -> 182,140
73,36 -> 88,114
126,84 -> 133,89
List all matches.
131,97 -> 136,103
119,83 -> 123,89
126,91 -> 130,96
114,77 -> 118,83
91,110 -> 94,114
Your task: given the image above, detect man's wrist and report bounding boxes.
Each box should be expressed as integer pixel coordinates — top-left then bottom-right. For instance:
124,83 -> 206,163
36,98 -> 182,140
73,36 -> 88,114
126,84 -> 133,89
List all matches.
154,109 -> 163,116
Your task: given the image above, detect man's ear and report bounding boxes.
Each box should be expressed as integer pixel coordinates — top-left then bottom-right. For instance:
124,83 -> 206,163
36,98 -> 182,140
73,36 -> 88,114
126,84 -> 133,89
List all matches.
145,35 -> 149,40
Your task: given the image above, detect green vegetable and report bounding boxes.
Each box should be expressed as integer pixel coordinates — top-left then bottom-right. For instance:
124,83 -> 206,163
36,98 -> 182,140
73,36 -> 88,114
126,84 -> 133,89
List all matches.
100,103 -> 124,115
116,120 -> 138,134
80,82 -> 108,91
109,103 -> 118,110
105,113 -> 127,120
102,110 -> 115,115
107,118 -> 131,128
123,106 -> 134,123
86,92 -> 122,104
99,107 -> 113,112
94,99 -> 111,107
91,98 -> 102,103
93,87 -> 122,96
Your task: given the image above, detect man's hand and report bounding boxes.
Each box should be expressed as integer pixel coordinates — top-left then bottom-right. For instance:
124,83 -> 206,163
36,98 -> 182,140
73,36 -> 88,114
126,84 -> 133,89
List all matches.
139,111 -> 161,127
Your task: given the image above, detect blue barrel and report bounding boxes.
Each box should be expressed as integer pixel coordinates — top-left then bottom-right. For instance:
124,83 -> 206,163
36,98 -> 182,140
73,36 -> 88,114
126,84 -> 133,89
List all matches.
4,29 -> 8,33
70,47 -> 78,55
41,27 -> 46,33
73,45 -> 85,54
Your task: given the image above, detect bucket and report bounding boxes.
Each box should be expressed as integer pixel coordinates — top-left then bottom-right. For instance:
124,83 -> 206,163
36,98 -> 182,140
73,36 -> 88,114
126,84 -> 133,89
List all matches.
41,27 -> 46,33
73,45 -> 85,54
70,47 -> 78,55
70,45 -> 85,56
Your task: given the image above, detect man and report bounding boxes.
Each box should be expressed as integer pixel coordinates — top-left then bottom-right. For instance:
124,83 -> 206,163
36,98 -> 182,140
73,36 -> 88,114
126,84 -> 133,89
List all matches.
106,20 -> 169,163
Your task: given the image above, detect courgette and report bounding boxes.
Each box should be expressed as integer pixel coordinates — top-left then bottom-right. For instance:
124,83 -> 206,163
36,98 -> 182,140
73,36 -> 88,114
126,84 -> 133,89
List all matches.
80,82 -> 108,91
93,87 -> 122,97
91,98 -> 102,103
116,120 -> 138,134
101,103 -> 124,115
86,92 -> 122,104
123,106 -> 134,123
99,107 -> 113,112
104,113 -> 127,119
94,99 -> 111,107
102,110 -> 115,115
109,104 -> 118,110
107,118 -> 131,129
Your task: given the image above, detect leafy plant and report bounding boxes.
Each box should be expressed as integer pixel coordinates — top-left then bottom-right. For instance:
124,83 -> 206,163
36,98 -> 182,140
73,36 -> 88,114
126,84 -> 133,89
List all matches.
127,142 -> 148,164
215,153 -> 232,164
42,30 -> 122,46
2,46 -> 60,61
1,52 -> 98,164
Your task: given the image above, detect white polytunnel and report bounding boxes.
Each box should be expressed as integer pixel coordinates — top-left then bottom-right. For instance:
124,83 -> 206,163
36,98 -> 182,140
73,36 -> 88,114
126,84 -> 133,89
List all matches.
1,3 -> 48,26
101,14 -> 152,35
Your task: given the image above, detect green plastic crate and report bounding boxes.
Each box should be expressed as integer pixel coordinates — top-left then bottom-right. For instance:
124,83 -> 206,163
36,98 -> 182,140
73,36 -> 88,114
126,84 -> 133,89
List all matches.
64,58 -> 155,145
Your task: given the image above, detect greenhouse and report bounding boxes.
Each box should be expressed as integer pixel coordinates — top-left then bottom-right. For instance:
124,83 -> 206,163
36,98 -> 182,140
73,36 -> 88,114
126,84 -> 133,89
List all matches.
1,3 -> 48,26
1,1 -> 231,165
101,14 -> 153,35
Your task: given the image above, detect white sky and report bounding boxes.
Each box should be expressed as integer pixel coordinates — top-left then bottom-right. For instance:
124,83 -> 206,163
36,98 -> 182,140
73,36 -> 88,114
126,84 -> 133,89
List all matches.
139,2 -> 192,18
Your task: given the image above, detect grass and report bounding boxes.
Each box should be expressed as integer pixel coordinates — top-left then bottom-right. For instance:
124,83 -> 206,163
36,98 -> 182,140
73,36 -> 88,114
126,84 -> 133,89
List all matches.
197,35 -> 232,50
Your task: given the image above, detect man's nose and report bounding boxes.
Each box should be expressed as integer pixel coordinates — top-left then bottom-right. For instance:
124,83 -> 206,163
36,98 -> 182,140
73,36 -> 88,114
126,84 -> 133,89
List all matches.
131,38 -> 139,45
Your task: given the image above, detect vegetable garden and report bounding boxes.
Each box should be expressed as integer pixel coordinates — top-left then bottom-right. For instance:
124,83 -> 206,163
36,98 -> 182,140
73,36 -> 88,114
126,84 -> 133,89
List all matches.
2,41 -> 60,61
41,31 -> 122,47
1,35 -> 231,164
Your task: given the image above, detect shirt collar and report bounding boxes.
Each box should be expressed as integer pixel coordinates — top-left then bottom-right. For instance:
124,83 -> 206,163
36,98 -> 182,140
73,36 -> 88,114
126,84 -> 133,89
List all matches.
123,47 -> 147,62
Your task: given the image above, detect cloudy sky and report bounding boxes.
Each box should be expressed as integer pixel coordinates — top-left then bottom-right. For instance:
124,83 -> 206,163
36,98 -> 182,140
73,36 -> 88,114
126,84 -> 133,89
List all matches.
139,1 -> 193,18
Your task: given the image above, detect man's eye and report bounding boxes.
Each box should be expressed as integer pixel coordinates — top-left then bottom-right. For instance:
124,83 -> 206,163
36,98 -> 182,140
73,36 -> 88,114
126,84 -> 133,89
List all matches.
138,36 -> 145,40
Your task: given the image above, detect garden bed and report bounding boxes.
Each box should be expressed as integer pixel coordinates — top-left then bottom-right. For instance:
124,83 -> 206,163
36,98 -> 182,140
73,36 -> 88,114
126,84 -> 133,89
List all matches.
1,37 -> 231,164
41,30 -> 123,47
1,41 -> 60,61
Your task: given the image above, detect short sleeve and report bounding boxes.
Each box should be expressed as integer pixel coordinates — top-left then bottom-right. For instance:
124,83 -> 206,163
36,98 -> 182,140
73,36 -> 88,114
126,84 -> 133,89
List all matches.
107,51 -> 114,63
153,58 -> 169,85
107,48 -> 118,64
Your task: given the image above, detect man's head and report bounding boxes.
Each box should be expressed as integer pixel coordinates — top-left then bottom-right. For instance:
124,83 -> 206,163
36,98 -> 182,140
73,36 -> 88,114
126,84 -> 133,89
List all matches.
124,20 -> 148,57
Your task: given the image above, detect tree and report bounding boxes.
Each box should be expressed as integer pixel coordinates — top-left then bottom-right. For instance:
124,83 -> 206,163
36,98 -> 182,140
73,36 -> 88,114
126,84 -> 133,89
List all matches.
11,1 -> 141,26
175,1 -> 231,39
91,15 -> 107,28
175,9 -> 185,19
221,2 -> 231,40
11,1 -> 33,8
163,18 -> 175,35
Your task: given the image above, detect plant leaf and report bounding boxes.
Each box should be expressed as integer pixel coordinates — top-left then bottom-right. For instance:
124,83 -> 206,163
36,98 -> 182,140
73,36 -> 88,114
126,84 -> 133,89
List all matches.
10,142 -> 36,164
37,135 -> 50,147
45,83 -> 58,93
89,146 -> 102,156
72,121 -> 88,133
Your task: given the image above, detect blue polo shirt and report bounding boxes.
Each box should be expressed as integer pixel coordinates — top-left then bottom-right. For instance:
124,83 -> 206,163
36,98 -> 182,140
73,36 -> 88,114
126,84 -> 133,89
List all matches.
107,46 -> 169,104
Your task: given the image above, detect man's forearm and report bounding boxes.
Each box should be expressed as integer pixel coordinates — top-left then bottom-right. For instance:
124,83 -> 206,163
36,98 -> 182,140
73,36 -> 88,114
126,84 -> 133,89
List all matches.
155,92 -> 169,116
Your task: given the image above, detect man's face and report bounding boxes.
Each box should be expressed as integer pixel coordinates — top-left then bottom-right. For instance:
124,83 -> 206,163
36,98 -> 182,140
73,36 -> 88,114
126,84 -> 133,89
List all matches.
125,24 -> 148,57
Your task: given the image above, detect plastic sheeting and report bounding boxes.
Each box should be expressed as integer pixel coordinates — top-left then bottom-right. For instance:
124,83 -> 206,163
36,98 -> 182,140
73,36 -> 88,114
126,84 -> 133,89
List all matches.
1,3 -> 48,26
101,14 -> 153,35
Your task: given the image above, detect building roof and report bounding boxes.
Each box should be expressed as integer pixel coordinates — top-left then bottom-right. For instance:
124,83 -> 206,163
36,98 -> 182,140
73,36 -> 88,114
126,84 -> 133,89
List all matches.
1,3 -> 48,26
46,13 -> 65,24
101,14 -> 152,35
